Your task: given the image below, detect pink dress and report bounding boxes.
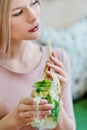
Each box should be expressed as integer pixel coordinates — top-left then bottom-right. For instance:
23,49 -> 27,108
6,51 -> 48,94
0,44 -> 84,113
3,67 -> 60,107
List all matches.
0,46 -> 74,130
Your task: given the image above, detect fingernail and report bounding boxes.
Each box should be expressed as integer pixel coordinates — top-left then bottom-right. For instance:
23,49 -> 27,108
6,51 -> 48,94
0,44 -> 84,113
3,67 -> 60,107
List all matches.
49,104 -> 54,109
52,51 -> 56,57
52,51 -> 54,55
43,99 -> 48,103
49,110 -> 51,114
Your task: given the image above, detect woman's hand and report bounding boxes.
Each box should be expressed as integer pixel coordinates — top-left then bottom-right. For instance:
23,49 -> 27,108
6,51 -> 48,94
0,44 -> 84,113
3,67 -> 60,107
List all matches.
12,98 -> 52,128
46,51 -> 68,94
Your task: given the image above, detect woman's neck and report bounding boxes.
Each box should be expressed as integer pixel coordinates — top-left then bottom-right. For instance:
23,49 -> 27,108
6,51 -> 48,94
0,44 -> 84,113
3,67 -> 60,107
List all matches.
10,40 -> 34,59
0,40 -> 43,73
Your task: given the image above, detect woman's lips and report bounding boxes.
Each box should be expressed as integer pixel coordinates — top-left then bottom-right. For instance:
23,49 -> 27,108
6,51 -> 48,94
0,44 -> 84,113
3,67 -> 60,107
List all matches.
28,24 -> 39,32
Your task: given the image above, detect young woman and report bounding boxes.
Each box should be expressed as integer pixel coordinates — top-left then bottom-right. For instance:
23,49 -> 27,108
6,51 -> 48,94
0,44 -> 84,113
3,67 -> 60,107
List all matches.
0,0 -> 76,130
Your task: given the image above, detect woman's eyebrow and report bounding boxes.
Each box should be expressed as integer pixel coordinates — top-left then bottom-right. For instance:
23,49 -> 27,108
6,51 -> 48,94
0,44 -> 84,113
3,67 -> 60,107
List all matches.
11,0 -> 31,11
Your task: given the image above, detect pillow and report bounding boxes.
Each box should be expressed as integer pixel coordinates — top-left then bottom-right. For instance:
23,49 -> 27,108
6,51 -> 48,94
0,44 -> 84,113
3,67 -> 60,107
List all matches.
39,17 -> 87,100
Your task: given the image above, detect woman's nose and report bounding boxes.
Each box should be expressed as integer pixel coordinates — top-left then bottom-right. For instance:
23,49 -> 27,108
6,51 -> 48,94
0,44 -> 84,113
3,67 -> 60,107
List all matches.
27,8 -> 37,23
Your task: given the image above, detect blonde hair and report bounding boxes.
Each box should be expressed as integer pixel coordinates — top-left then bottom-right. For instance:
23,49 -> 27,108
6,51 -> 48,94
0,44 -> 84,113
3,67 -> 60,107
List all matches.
0,0 -> 11,57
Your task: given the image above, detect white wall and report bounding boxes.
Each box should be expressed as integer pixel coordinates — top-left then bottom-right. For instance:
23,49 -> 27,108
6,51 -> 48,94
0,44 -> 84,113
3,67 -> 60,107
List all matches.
41,0 -> 87,28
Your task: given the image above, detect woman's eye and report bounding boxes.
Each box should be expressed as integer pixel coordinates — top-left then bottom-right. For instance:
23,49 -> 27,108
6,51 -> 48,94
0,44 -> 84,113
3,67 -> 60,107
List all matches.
32,0 -> 38,5
13,10 -> 23,16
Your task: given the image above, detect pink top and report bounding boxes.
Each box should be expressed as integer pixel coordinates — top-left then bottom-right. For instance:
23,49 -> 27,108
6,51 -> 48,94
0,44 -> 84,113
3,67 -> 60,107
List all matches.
0,46 -> 74,130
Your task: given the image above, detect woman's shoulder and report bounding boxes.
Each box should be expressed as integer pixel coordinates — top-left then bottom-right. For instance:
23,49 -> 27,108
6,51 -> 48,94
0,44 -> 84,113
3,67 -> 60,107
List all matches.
53,46 -> 67,55
41,45 -> 69,62
41,45 -> 70,70
52,46 -> 71,73
41,45 -> 64,55
51,46 -> 69,63
42,45 -> 66,54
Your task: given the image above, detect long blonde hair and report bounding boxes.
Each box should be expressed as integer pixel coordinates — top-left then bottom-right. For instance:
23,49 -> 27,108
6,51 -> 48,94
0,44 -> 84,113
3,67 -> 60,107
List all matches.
0,0 -> 11,57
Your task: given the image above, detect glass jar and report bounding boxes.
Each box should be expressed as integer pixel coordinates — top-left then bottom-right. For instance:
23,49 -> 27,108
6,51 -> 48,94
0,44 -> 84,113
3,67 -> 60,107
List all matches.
31,79 -> 60,129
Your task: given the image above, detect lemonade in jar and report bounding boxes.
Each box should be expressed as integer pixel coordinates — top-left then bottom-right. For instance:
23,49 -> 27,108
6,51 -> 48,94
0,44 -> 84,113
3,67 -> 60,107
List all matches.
31,73 -> 61,129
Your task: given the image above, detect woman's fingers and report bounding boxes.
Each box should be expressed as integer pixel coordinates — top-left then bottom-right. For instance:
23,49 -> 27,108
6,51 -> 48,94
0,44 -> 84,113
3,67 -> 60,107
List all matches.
18,109 -> 51,119
46,71 -> 68,87
20,98 -> 35,105
47,62 -> 66,77
39,103 -> 53,111
50,55 -> 65,70
17,97 -> 53,124
20,98 -> 48,105
17,102 -> 52,126
17,102 -> 53,112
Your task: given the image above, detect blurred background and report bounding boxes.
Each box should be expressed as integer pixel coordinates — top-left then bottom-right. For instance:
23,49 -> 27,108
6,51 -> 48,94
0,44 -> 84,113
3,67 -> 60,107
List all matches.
41,0 -> 87,28
39,0 -> 87,130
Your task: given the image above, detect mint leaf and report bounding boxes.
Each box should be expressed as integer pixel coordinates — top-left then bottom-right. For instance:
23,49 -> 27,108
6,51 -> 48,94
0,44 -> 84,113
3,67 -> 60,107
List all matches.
51,100 -> 59,121
34,79 -> 52,91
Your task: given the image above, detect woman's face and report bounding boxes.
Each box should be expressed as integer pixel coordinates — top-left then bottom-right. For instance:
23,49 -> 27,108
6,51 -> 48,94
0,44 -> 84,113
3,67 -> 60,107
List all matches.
10,0 -> 41,41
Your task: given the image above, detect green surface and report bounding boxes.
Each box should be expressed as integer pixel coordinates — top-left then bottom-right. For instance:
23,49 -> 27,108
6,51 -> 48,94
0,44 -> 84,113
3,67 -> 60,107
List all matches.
74,96 -> 87,130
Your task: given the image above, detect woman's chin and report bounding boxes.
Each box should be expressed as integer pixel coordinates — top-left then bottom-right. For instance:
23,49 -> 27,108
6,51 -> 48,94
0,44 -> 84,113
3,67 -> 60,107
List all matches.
27,33 -> 41,40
